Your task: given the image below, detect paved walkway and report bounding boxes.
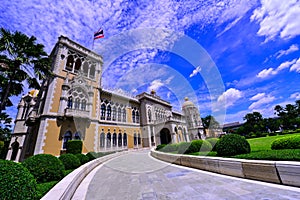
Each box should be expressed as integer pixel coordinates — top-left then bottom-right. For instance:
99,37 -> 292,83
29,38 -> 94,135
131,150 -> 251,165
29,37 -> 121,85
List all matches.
73,150 -> 300,200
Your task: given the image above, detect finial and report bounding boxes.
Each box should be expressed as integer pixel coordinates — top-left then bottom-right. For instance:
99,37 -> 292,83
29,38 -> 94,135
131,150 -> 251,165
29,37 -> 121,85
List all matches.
184,97 -> 189,101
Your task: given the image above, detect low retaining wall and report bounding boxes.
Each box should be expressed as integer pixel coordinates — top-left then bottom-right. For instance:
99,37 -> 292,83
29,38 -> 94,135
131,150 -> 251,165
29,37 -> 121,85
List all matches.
151,150 -> 300,187
42,151 -> 128,200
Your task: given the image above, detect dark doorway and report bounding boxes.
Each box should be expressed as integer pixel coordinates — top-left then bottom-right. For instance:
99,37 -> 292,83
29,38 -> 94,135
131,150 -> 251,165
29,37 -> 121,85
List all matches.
160,128 -> 171,144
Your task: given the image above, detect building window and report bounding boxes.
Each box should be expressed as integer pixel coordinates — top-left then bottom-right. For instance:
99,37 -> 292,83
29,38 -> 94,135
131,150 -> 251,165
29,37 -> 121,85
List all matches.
74,98 -> 80,109
100,132 -> 105,148
81,99 -> 86,110
67,96 -> 73,108
118,133 -> 122,147
74,58 -> 81,73
138,133 -> 141,145
63,131 -> 72,149
107,132 -> 111,147
74,131 -> 81,140
134,133 -> 137,145
112,107 -> 116,121
89,64 -> 95,79
83,62 -> 89,76
132,110 -> 135,123
107,105 -> 111,120
136,111 -> 140,123
122,108 -> 126,122
112,133 -> 117,147
101,104 -> 106,120
123,133 -> 127,146
117,107 -> 121,121
148,109 -> 152,122
66,55 -> 74,71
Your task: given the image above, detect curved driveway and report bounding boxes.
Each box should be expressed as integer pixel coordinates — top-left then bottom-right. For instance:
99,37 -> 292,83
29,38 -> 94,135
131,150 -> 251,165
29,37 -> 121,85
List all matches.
73,150 -> 300,200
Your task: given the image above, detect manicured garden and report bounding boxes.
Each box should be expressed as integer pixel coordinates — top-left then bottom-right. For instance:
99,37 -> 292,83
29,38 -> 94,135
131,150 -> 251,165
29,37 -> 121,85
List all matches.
156,133 -> 300,161
0,140 -> 115,200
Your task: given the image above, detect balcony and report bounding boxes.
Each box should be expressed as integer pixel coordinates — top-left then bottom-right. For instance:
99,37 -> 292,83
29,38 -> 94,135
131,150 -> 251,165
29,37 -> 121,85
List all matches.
64,108 -> 90,119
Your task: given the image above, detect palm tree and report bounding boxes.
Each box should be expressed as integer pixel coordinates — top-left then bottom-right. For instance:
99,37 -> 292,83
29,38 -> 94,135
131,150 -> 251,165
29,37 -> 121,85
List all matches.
0,28 -> 52,114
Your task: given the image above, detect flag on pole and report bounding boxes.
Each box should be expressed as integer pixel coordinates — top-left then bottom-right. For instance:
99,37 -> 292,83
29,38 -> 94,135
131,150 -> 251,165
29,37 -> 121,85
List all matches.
94,28 -> 104,40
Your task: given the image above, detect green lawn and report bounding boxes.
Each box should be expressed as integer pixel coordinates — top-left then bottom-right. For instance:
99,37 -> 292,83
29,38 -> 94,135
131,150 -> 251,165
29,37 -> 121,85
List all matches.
247,133 -> 300,152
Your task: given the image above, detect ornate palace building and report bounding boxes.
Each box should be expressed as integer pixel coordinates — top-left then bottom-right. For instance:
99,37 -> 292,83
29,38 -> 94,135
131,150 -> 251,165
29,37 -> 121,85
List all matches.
6,36 -> 205,162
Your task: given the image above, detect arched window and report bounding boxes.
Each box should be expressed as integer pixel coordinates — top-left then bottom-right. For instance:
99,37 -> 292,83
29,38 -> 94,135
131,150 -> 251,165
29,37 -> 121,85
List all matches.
136,111 -> 140,123
107,132 -> 111,147
74,131 -> 81,140
89,64 -> 95,79
83,62 -> 89,76
74,98 -> 80,109
10,139 -> 19,161
112,107 -> 116,121
123,133 -> 127,146
118,133 -> 122,147
74,58 -> 81,72
100,132 -> 105,148
101,104 -> 106,120
112,133 -> 117,146
132,110 -> 136,123
148,109 -> 152,122
122,108 -> 126,122
138,133 -> 141,145
81,99 -> 86,110
117,107 -> 121,121
67,96 -> 73,108
66,55 -> 74,71
107,105 -> 111,120
134,133 -> 137,145
63,131 -> 72,149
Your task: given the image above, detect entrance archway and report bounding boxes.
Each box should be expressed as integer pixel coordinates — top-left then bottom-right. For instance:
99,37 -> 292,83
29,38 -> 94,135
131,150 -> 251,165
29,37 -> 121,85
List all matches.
160,128 -> 171,144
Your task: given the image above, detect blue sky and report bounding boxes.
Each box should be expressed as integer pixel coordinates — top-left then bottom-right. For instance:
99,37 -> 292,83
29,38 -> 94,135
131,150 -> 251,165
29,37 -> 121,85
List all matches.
1,0 -> 300,124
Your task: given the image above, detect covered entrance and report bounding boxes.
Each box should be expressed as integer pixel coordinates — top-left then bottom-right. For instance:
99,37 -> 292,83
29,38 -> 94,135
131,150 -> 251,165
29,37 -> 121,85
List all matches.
160,128 -> 171,144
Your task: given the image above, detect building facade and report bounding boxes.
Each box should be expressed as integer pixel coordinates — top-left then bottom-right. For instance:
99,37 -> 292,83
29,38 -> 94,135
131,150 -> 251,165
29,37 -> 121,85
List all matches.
6,36 -> 204,162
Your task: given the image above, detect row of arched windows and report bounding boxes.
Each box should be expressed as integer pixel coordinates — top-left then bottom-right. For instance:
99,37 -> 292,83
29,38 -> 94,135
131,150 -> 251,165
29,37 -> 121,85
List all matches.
101,104 -> 127,122
131,109 -> 140,123
99,132 -> 127,148
67,97 -> 87,110
65,54 -> 96,79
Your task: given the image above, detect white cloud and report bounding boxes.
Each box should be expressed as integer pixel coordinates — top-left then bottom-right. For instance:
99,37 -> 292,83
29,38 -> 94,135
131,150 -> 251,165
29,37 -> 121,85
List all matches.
250,0 -> 300,42
290,58 -> 300,73
276,44 -> 299,58
148,79 -> 164,91
290,92 -> 300,99
217,88 -> 243,108
257,59 -> 297,78
249,93 -> 275,110
189,66 -> 201,78
250,93 -> 265,101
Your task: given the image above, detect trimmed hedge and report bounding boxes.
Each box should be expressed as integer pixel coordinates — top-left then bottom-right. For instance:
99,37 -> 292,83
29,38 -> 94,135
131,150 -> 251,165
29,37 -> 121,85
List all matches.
22,154 -> 65,183
75,153 -> 89,165
156,144 -> 167,151
206,138 -> 219,151
66,140 -> 82,154
186,140 -> 212,154
178,142 -> 191,154
86,152 -> 98,161
159,144 -> 179,152
271,135 -> 300,150
36,181 -> 58,199
59,153 -> 81,170
0,160 -> 37,199
216,134 -> 251,156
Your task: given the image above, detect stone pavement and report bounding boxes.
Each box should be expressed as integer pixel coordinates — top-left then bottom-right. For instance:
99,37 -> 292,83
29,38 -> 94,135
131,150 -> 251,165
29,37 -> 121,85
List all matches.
73,150 -> 300,200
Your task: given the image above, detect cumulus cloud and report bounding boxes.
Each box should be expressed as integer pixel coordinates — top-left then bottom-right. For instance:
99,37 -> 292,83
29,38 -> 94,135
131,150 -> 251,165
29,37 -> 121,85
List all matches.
290,58 -> 300,73
290,92 -> 300,99
217,88 -> 243,108
148,79 -> 164,91
250,0 -> 300,42
257,59 -> 297,78
189,66 -> 202,78
276,44 -> 299,59
249,93 -> 275,110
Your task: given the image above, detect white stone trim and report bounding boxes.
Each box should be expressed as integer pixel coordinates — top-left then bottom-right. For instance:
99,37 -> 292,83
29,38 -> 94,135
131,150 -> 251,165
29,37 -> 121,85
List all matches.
34,118 -> 49,155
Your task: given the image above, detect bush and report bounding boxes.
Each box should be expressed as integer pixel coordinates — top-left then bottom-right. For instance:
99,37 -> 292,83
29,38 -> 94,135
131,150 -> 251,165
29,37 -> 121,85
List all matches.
86,152 -> 98,161
156,144 -> 166,151
216,134 -> 251,156
36,181 -> 58,199
59,153 -> 81,170
268,132 -> 277,136
177,142 -> 191,154
0,160 -> 37,199
206,138 -> 219,151
271,135 -> 300,150
185,140 -> 212,154
66,140 -> 82,154
22,154 -> 65,183
75,154 -> 89,165
160,144 -> 179,152
0,141 -> 4,155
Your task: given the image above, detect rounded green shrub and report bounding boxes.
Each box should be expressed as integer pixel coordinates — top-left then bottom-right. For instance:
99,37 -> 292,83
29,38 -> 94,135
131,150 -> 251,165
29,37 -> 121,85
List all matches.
156,144 -> 166,151
160,143 -> 179,152
216,134 -> 251,156
22,154 -> 65,183
206,138 -> 219,151
177,142 -> 191,154
271,135 -> 300,150
0,160 -> 37,199
59,153 -> 81,170
86,151 -> 98,161
185,140 -> 212,154
66,140 -> 83,154
75,153 -> 89,165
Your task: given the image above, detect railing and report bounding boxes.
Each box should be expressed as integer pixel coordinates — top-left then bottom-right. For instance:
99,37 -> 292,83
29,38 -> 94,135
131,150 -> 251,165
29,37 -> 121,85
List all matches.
65,108 -> 90,118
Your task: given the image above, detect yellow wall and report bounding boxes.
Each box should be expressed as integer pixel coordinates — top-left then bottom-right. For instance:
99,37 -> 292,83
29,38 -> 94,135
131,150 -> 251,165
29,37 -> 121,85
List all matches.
50,78 -> 63,113
82,123 -> 96,153
42,120 -> 62,156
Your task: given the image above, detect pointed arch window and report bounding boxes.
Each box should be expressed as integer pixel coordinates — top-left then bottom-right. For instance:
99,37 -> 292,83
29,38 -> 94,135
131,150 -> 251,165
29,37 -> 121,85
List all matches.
81,99 -> 86,110
112,133 -> 117,146
89,64 -> 95,79
136,111 -> 140,123
107,132 -> 111,147
74,98 -> 80,109
74,58 -> 81,73
74,131 -> 81,140
67,96 -> 73,108
112,106 -> 116,121
66,55 -> 74,71
148,109 -> 152,122
101,104 -> 106,120
63,131 -> 72,149
122,108 -> 126,122
118,133 -> 122,147
83,62 -> 89,76
107,105 -> 111,120
123,133 -> 127,146
117,107 -> 121,121
100,132 -> 105,148
132,110 -> 136,123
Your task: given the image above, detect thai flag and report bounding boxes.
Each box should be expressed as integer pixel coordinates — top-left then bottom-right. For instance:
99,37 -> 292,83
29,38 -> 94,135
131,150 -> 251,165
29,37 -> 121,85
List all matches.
94,29 -> 104,40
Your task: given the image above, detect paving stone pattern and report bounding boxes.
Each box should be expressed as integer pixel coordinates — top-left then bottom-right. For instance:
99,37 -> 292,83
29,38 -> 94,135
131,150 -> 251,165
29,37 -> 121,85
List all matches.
85,150 -> 300,200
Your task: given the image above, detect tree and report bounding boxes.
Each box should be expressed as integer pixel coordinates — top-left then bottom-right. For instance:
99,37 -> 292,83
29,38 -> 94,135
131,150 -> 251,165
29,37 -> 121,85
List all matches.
0,28 -> 52,114
243,111 -> 265,134
274,102 -> 299,130
201,115 -> 220,129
